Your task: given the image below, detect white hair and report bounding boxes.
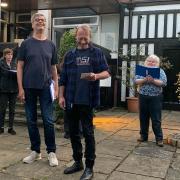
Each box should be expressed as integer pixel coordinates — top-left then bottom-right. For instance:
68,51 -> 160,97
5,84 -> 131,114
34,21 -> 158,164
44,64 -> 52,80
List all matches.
145,54 -> 160,66
75,24 -> 92,37
31,13 -> 46,23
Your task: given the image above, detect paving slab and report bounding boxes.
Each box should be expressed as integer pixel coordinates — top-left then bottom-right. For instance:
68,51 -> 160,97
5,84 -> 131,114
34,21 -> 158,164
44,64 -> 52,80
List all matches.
117,153 -> 171,178
139,141 -> 176,152
94,154 -> 122,174
108,171 -> 162,180
0,173 -> 30,180
0,150 -> 27,169
96,140 -> 132,157
4,159 -> 66,179
55,145 -> 73,162
165,168 -> 180,180
133,146 -> 174,160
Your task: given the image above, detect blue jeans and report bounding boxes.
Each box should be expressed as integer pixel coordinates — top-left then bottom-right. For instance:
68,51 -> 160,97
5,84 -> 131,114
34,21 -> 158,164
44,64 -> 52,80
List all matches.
24,87 -> 56,153
139,94 -> 163,141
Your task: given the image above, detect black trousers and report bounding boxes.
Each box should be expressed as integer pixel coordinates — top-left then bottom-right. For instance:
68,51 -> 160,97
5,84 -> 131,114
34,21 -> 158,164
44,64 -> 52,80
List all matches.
66,104 -> 96,168
139,94 -> 163,141
0,92 -> 17,128
64,111 -> 83,135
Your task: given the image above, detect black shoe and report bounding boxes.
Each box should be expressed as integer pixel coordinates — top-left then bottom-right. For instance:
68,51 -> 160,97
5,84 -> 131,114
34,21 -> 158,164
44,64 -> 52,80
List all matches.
0,128 -> 4,134
137,137 -> 148,142
80,168 -> 94,180
64,161 -> 84,174
8,128 -> 16,135
156,140 -> 164,147
64,133 -> 70,139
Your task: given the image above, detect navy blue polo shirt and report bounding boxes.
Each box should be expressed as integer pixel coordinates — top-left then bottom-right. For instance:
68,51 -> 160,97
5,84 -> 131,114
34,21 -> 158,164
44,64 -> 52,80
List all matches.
17,37 -> 57,89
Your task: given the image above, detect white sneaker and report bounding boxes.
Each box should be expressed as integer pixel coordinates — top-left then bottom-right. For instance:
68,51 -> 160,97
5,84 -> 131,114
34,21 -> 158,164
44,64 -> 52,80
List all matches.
23,151 -> 41,164
48,152 -> 58,167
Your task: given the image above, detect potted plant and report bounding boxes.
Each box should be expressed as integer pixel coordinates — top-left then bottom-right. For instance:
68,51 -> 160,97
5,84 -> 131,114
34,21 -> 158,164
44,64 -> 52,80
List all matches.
118,47 -> 146,112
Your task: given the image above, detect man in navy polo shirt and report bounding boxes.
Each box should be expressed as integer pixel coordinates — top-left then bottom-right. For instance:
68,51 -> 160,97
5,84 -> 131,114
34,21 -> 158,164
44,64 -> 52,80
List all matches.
59,24 -> 110,180
17,13 -> 58,167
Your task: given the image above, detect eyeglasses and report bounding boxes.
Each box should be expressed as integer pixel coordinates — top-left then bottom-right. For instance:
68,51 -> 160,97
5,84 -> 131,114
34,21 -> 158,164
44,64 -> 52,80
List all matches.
78,37 -> 88,41
34,18 -> 46,22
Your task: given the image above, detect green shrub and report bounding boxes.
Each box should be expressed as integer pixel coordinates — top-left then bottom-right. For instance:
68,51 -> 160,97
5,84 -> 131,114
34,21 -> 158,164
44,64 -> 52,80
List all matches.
55,29 -> 76,124
57,29 -> 76,63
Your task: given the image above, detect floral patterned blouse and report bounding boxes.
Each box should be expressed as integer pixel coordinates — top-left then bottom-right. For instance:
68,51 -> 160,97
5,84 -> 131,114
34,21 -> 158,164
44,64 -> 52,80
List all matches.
135,68 -> 167,96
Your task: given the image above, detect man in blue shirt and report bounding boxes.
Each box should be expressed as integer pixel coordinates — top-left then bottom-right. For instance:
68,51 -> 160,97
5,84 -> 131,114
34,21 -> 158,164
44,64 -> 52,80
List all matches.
59,24 -> 110,180
17,13 -> 58,167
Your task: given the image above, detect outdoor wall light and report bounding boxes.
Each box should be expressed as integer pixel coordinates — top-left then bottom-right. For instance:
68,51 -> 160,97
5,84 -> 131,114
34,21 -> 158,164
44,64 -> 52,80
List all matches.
0,0 -> 8,7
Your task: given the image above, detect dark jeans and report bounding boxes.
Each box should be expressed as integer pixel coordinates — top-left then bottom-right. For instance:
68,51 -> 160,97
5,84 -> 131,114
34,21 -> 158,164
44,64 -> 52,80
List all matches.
66,104 -> 96,168
64,111 -> 83,135
24,87 -> 56,153
139,94 -> 163,141
0,92 -> 17,128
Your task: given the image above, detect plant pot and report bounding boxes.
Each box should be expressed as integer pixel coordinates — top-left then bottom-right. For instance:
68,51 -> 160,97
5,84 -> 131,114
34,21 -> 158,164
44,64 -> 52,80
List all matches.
126,97 -> 139,113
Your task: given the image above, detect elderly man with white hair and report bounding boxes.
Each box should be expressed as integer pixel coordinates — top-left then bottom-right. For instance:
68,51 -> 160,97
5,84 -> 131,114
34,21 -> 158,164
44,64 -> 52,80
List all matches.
135,54 -> 167,147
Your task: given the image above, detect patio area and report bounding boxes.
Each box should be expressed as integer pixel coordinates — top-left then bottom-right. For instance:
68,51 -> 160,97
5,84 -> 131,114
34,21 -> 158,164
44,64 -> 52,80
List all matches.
0,109 -> 180,180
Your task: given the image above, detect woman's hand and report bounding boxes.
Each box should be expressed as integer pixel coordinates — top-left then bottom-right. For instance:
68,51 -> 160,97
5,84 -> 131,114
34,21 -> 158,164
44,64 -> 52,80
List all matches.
146,75 -> 154,83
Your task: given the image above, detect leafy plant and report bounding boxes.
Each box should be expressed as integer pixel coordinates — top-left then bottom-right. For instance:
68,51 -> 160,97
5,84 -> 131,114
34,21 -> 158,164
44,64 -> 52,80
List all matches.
57,29 -> 76,63
55,29 -> 76,124
174,72 -> 180,103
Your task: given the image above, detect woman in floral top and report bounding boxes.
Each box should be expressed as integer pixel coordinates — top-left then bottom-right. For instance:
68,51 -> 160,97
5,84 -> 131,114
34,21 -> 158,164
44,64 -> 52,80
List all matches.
135,54 -> 167,147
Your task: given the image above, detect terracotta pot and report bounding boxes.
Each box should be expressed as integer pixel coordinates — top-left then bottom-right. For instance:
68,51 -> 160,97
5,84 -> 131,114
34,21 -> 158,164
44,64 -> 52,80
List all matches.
126,97 -> 139,113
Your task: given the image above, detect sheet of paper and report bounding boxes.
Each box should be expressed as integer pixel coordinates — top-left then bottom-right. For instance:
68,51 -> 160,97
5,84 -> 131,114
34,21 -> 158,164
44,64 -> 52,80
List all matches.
9,70 -> 17,73
50,80 -> 55,102
80,73 -> 91,79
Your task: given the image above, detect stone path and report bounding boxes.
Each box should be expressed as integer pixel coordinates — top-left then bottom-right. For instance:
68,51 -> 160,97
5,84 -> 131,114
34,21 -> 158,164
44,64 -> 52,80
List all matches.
0,109 -> 180,180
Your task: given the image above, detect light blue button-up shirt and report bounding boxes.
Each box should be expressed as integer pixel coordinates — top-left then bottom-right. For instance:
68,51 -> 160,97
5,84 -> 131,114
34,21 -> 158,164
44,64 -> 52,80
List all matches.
135,68 -> 167,96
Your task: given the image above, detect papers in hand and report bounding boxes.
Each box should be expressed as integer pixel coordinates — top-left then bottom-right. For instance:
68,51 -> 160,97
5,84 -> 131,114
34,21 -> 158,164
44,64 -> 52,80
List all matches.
136,65 -> 160,79
80,73 -> 91,79
9,70 -> 17,73
50,80 -> 55,102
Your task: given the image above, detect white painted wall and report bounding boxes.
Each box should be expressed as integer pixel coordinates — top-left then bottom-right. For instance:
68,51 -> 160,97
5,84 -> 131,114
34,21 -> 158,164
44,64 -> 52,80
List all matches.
148,44 -> 154,55
158,14 -> 164,38
132,4 -> 180,12
100,14 -> 120,52
148,14 -> 155,38
140,15 -> 147,38
123,16 -> 129,39
176,13 -> 180,37
131,16 -> 138,39
167,14 -> 174,38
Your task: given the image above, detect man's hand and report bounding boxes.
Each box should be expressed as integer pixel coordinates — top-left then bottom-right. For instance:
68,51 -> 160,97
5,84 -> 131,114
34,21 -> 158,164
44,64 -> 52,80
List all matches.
59,96 -> 66,110
54,85 -> 59,100
18,88 -> 25,103
82,73 -> 97,81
